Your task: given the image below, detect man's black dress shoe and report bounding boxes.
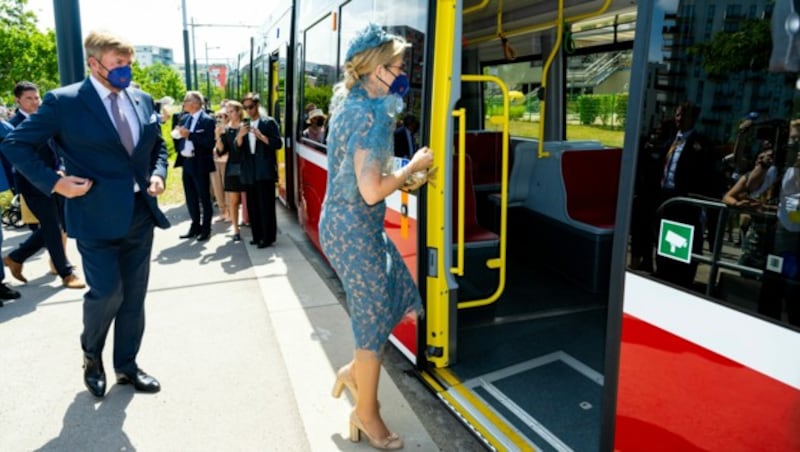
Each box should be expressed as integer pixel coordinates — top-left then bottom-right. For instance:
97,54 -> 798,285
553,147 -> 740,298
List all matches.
179,230 -> 199,239
249,240 -> 258,245
257,241 -> 271,249
116,369 -> 161,393
0,282 -> 21,300
83,355 -> 107,398
196,232 -> 211,241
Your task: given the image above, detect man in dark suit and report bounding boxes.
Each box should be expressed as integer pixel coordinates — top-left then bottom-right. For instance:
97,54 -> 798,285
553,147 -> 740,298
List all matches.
3,81 -> 85,289
655,101 -> 719,288
0,31 -> 170,398
0,119 -> 21,305
393,114 -> 419,159
241,93 -> 282,248
173,91 -> 216,241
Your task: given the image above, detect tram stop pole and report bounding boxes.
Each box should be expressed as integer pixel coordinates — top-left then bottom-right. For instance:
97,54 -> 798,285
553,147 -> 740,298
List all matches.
52,0 -> 85,86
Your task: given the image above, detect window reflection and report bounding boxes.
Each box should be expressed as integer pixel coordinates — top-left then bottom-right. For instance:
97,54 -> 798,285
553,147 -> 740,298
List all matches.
628,0 -> 800,329
301,16 -> 337,149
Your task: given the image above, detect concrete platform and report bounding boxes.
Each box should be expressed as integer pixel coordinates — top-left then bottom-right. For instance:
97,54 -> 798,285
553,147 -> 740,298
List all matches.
0,204 -> 441,451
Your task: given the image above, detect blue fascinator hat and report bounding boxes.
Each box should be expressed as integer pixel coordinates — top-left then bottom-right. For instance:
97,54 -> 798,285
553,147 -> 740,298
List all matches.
345,23 -> 401,63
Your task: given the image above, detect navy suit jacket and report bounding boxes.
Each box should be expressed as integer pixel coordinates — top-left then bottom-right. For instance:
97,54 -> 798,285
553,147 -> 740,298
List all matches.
7,111 -> 61,198
173,111 -> 216,174
0,78 -> 170,240
0,120 -> 12,192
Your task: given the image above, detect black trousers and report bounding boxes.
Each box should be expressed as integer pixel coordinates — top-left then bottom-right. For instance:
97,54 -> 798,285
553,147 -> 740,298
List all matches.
246,179 -> 276,245
182,160 -> 213,235
9,193 -> 71,277
78,195 -> 155,373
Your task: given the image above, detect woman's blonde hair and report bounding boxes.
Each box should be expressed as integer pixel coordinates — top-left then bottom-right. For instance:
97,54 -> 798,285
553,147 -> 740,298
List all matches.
342,38 -> 408,90
226,100 -> 245,122
84,30 -> 135,62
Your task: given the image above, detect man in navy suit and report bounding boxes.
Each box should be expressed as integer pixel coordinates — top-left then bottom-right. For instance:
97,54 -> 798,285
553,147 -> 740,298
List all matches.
393,114 -> 419,159
3,81 -> 85,289
0,119 -> 21,305
0,31 -> 170,398
173,91 -> 216,241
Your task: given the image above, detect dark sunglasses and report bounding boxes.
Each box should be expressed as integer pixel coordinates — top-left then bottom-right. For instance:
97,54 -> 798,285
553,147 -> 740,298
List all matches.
243,104 -> 256,110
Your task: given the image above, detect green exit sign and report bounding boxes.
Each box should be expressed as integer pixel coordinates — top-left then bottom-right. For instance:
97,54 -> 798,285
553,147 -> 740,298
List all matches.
658,219 -> 694,264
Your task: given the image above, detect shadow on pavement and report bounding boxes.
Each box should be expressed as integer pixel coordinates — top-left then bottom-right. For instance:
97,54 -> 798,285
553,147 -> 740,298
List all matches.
36,388 -> 135,452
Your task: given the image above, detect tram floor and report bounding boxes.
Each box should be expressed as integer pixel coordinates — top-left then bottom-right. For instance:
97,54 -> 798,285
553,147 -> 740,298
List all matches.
452,256 -> 608,451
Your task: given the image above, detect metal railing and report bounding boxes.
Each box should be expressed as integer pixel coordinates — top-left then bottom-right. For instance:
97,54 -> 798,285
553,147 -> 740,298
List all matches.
656,196 -> 776,296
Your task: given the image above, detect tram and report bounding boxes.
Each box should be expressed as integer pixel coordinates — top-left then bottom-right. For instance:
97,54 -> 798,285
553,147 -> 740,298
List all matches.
238,0 -> 800,450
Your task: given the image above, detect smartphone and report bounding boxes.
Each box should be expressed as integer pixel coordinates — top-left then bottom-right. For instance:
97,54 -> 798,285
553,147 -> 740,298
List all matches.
243,118 -> 251,127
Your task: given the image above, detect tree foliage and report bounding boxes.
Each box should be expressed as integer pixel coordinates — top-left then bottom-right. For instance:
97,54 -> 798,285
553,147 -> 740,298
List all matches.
132,61 -> 186,102
688,19 -> 771,76
0,0 -> 59,103
1,1 -> 190,106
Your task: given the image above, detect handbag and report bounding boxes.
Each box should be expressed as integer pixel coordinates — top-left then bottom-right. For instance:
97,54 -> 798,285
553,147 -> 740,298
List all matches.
227,162 -> 242,177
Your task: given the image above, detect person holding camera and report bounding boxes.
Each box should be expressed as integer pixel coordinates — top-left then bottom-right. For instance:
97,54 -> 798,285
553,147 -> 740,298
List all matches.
216,100 -> 247,242
238,93 -> 281,248
723,148 -> 778,273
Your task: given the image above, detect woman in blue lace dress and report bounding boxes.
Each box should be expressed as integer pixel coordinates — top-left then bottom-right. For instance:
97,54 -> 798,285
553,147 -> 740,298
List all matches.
321,24 -> 433,450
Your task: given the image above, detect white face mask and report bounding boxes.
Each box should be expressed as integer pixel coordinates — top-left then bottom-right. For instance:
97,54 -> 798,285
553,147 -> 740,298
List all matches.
383,93 -> 405,117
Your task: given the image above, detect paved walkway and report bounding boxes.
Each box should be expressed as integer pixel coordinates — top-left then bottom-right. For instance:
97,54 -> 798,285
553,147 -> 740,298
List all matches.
0,204 -> 438,451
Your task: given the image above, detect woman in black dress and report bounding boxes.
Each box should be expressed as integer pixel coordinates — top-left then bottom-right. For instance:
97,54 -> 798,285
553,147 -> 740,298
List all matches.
214,100 -> 247,242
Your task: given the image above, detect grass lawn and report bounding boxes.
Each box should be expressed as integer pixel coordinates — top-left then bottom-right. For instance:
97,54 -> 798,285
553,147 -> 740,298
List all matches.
161,154 -> 184,206
487,120 -> 626,148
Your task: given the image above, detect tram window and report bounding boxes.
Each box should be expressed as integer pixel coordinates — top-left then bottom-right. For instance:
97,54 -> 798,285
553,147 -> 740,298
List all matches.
301,16 -> 337,148
626,0 -> 800,330
481,61 -> 543,138
564,49 -> 632,148
339,0 -> 429,127
570,11 -> 636,49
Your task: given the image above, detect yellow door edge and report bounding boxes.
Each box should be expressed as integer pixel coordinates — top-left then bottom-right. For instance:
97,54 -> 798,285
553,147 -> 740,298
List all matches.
419,368 -> 537,451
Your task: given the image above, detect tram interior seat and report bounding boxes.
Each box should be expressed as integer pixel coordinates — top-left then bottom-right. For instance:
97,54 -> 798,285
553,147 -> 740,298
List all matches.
452,154 -> 500,300
488,139 -> 539,208
518,141 -> 622,293
453,130 -> 508,192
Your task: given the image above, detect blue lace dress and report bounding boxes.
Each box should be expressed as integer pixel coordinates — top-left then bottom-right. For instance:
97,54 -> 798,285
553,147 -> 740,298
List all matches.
319,83 -> 422,353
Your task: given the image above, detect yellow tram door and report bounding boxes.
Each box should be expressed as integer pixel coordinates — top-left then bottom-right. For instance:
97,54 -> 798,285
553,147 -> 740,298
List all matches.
422,0 -> 511,370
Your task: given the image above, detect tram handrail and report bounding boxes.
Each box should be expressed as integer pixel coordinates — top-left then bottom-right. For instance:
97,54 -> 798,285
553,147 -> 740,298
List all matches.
537,0 -> 564,159
463,0 -> 490,15
656,196 -> 775,295
455,75 -> 509,309
452,109 -> 466,277
465,0 -> 613,46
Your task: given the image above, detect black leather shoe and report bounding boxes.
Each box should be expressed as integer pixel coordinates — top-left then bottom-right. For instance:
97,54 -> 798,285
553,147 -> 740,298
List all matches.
83,355 -> 107,398
249,240 -> 258,245
257,241 -> 271,248
0,282 -> 20,300
179,230 -> 199,239
116,369 -> 161,393
196,232 -> 211,241
232,233 -> 241,242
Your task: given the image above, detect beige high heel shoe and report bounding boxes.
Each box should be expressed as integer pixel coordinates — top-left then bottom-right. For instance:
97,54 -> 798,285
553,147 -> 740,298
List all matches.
349,411 -> 403,450
331,365 -> 357,400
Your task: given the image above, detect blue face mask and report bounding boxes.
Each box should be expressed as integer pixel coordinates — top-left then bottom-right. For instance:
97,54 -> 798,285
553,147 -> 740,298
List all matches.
380,66 -> 410,96
98,61 -> 133,89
